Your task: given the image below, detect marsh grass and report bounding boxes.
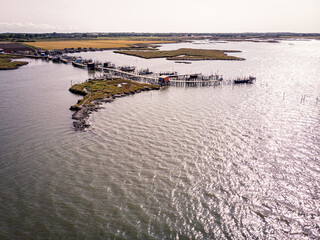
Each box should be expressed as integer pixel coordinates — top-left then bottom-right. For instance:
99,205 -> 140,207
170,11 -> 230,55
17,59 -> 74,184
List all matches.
0,54 -> 28,70
115,48 -> 245,61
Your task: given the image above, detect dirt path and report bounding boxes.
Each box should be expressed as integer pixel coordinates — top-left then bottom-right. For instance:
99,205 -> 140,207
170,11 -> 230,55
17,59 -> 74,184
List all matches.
81,88 -> 91,106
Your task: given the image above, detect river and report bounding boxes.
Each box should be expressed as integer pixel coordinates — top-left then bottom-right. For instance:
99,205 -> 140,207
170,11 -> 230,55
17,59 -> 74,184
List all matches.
0,40 -> 320,239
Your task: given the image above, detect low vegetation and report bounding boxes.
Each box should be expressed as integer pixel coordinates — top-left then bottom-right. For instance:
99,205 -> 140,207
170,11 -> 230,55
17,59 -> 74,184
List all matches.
69,79 -> 159,109
114,48 -> 244,61
0,54 -> 28,70
25,40 -> 173,50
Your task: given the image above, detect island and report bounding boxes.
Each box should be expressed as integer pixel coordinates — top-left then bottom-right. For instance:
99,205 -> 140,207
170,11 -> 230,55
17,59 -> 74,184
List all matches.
114,48 -> 245,61
69,78 -> 160,131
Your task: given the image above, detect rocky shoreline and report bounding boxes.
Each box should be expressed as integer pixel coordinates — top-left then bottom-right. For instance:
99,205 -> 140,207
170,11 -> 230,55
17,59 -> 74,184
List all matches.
71,86 -> 159,131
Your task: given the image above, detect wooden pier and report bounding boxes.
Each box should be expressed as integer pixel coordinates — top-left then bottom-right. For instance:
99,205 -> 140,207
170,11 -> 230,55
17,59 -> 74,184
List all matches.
96,66 -> 160,85
96,66 -> 225,87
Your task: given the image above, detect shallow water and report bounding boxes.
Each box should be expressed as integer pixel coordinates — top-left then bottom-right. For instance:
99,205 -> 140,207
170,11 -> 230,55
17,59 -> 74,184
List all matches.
0,40 -> 320,239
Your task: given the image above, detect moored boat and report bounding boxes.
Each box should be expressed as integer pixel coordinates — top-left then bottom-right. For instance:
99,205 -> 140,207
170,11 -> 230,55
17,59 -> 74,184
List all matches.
60,58 -> 69,64
52,57 -> 60,63
72,59 -> 86,69
233,76 -> 256,84
159,71 -> 177,76
139,68 -> 153,75
119,66 -> 136,72
103,62 -> 115,68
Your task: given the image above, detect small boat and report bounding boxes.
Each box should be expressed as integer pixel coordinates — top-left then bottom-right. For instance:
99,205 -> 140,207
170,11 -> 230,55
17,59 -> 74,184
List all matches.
103,62 -> 115,68
52,57 -> 60,63
72,59 -> 86,69
186,74 -> 204,81
119,66 -> 135,72
160,71 -> 177,76
233,76 -> 256,84
60,58 -> 69,64
175,61 -> 192,64
60,55 -> 73,64
138,68 -> 153,75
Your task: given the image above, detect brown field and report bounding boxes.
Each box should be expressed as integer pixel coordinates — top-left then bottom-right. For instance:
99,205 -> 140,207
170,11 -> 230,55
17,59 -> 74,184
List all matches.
25,40 -> 173,50
0,42 -> 34,52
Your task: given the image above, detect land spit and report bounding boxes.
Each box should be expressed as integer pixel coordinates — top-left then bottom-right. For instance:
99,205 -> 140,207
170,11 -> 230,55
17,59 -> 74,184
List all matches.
0,54 -> 28,70
69,79 -> 160,131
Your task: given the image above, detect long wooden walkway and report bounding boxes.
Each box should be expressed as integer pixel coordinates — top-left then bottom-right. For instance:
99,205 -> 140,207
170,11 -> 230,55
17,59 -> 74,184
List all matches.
96,66 -> 160,84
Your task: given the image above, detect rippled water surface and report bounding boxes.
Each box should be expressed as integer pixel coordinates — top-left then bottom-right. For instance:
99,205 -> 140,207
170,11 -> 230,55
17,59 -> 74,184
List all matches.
0,41 -> 320,239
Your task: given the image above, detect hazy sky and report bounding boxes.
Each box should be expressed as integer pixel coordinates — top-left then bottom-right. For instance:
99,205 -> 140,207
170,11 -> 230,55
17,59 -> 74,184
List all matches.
0,0 -> 319,33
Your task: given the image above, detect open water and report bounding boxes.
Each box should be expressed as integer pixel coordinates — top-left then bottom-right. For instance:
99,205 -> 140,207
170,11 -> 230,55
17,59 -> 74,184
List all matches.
0,40 -> 320,239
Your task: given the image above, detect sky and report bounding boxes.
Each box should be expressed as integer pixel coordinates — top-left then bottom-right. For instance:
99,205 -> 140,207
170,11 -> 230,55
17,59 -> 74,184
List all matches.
0,0 -> 319,33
